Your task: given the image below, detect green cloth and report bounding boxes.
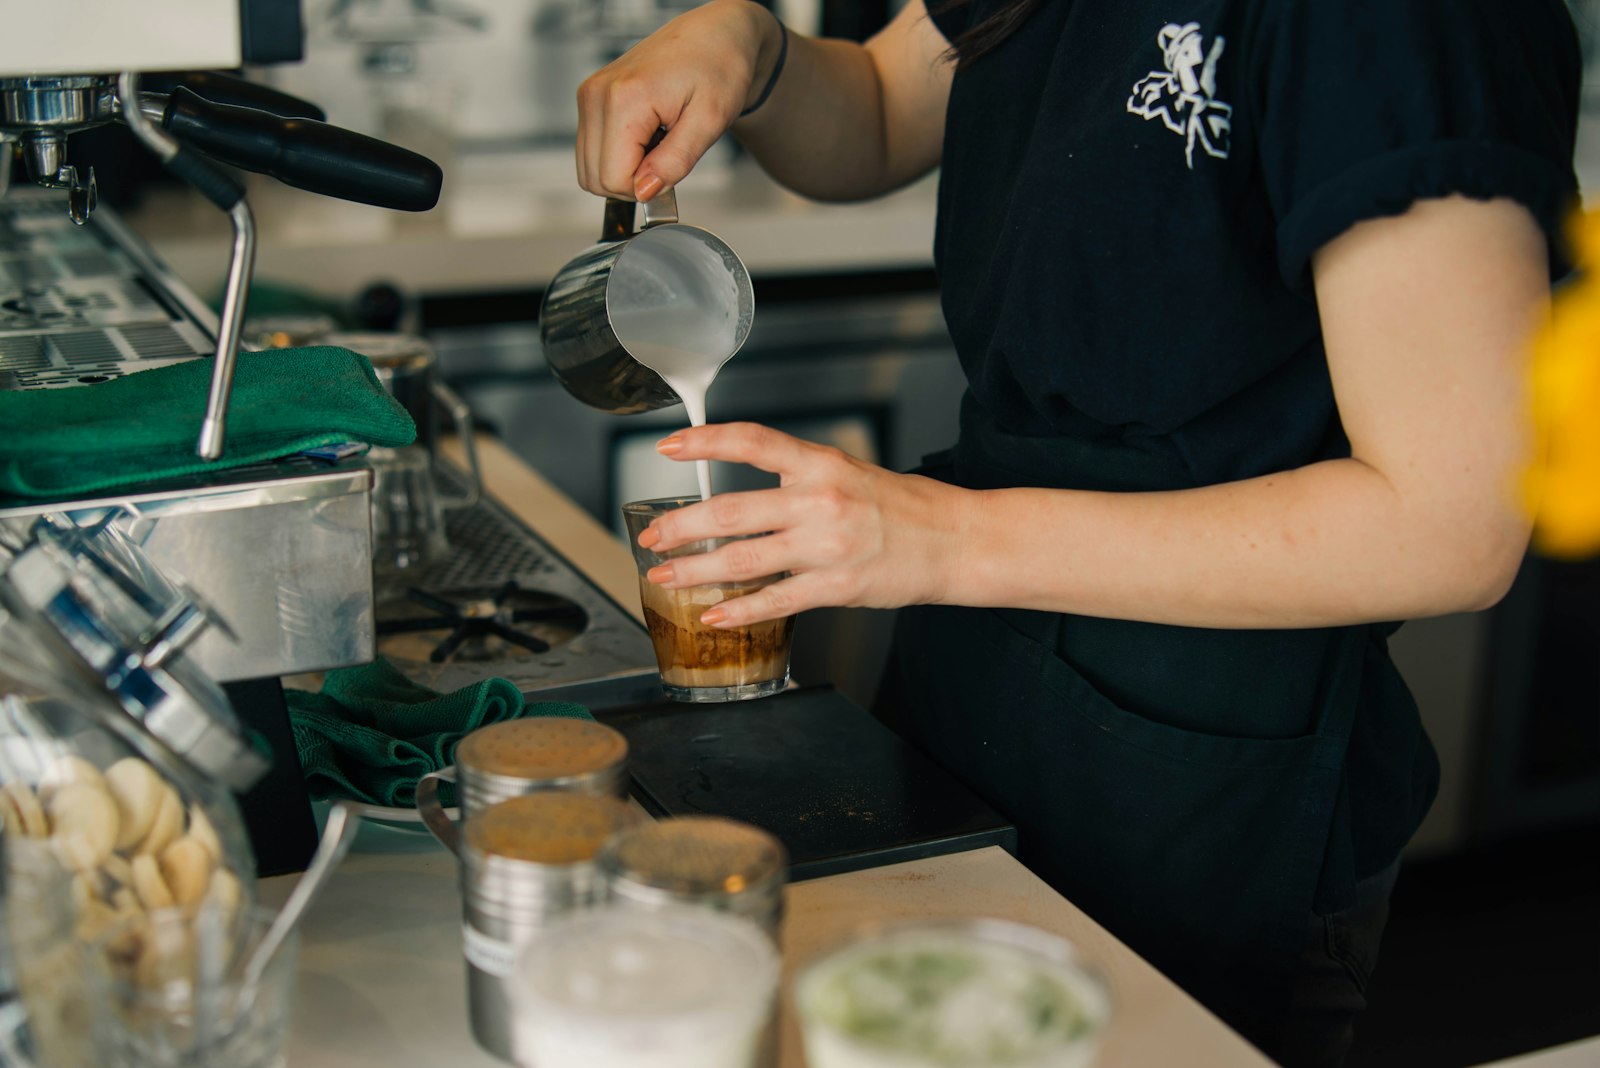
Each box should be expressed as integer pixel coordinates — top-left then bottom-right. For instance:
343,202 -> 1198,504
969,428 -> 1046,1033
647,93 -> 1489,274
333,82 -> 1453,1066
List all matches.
0,346 -> 415,499
286,658 -> 594,808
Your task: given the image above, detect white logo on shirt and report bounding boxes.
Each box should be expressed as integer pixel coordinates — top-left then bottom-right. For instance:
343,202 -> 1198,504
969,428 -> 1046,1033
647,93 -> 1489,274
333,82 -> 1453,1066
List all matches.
1127,22 -> 1233,168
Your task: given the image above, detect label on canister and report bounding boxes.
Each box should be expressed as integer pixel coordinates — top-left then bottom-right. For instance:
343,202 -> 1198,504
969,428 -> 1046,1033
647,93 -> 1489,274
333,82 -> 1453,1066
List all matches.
462,923 -> 516,978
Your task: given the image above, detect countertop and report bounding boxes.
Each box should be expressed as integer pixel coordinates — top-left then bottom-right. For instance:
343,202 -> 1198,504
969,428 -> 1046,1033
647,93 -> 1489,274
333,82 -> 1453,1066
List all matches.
123,157 -> 939,304
260,435 -> 1276,1068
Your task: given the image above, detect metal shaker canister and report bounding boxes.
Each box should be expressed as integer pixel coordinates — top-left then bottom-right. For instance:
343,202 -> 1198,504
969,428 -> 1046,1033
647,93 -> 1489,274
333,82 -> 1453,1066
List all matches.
416,716 -> 629,854
459,792 -> 643,1063
597,816 -> 788,941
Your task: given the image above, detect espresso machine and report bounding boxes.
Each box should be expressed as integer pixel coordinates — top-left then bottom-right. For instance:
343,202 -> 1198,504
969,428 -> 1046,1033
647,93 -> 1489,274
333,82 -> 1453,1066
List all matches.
0,0 -> 444,874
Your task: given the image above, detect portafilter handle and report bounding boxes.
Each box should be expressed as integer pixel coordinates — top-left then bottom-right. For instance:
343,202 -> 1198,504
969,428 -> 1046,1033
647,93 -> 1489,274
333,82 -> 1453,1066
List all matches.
158,87 -> 442,212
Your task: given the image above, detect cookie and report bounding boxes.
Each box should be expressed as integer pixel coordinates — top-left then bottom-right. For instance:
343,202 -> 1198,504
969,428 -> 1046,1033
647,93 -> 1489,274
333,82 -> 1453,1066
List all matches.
46,783 -> 119,871
185,805 -> 222,863
129,854 -> 174,911
158,838 -> 214,908
101,852 -> 134,890
105,758 -> 166,852
133,783 -> 183,857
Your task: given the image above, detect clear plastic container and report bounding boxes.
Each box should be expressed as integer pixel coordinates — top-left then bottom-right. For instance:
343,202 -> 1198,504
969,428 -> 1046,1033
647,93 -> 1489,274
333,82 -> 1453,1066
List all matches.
794,919 -> 1113,1068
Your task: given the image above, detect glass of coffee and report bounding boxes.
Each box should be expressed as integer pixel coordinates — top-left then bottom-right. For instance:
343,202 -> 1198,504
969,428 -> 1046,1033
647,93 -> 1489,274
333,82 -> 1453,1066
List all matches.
622,497 -> 795,702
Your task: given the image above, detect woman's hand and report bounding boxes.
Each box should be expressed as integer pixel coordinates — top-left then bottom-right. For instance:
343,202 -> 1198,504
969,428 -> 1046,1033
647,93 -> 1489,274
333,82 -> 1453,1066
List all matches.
576,0 -> 781,203
637,423 -> 974,627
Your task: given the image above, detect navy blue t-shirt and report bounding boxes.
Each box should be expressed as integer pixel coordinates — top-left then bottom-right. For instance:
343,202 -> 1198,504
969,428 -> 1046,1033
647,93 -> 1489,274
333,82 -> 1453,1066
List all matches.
931,0 -> 1579,480
925,0 -> 1579,884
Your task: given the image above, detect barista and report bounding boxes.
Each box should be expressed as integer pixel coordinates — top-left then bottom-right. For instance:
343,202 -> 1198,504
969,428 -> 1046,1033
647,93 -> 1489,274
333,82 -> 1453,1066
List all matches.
574,1 -> 1580,1063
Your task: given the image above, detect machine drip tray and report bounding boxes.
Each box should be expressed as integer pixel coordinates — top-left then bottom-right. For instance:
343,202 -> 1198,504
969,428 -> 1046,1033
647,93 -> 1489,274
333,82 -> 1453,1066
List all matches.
597,685 -> 1017,881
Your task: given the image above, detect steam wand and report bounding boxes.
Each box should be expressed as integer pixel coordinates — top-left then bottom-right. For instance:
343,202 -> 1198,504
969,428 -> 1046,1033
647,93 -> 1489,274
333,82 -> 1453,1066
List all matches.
118,71 -> 254,462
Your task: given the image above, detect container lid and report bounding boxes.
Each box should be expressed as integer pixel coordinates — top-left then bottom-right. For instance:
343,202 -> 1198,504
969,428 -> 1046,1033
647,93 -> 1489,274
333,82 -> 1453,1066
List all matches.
598,816 -> 786,899
464,792 -> 639,866
457,717 -> 627,784
1,517 -> 267,791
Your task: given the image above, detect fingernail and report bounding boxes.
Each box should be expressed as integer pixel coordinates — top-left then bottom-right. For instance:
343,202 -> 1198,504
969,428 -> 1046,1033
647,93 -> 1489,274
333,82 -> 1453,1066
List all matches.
699,606 -> 727,626
656,434 -> 684,455
635,174 -> 664,201
647,564 -> 674,584
637,526 -> 661,549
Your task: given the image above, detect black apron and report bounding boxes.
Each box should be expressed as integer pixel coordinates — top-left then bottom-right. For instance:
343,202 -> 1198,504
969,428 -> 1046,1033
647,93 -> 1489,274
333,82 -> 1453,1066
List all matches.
882,394 -> 1373,1053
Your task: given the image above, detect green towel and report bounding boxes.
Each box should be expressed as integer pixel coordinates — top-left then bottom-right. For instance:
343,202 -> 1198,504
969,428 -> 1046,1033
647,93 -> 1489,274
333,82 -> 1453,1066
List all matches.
286,658 -> 594,808
0,346 -> 415,498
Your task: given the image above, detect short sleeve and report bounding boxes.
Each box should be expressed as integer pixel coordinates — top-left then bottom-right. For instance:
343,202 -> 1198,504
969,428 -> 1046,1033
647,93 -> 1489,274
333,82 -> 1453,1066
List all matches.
926,0 -> 980,46
1252,0 -> 1582,290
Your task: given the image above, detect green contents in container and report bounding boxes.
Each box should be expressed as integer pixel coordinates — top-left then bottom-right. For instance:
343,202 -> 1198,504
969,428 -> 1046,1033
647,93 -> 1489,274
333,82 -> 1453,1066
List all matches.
796,922 -> 1110,1068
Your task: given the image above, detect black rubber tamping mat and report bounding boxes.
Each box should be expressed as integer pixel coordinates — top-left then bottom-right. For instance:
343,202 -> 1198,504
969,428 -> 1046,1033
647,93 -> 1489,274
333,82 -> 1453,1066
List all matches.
596,684 -> 1017,881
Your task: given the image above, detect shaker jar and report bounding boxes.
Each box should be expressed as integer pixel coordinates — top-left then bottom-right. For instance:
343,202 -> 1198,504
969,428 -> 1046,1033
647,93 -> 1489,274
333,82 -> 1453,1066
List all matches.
458,791 -> 642,1063
597,816 -> 787,942
416,716 -> 629,855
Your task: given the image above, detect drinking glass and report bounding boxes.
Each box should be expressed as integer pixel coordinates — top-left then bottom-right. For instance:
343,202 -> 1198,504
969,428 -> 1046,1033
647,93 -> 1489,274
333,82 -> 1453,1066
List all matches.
622,497 -> 794,702
794,918 -> 1113,1068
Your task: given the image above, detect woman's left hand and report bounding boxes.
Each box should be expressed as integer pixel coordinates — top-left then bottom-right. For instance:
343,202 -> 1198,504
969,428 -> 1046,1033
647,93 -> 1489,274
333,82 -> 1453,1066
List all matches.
638,423 -> 972,627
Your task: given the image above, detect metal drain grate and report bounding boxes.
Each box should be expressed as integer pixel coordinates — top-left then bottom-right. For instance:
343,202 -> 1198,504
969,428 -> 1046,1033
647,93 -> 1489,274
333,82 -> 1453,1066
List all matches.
120,323 -> 200,359
49,329 -> 123,362
0,335 -> 48,371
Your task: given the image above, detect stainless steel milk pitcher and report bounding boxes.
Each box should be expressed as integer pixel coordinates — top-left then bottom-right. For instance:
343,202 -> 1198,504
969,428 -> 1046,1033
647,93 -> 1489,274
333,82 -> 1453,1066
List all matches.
539,185 -> 754,414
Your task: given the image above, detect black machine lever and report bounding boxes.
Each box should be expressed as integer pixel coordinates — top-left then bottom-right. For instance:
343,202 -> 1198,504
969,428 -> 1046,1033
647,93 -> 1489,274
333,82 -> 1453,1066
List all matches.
142,71 -> 327,122
159,86 -> 443,212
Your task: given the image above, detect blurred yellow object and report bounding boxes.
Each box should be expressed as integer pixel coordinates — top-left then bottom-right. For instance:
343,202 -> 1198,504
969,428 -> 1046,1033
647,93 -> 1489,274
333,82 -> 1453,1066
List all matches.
1527,211 -> 1600,559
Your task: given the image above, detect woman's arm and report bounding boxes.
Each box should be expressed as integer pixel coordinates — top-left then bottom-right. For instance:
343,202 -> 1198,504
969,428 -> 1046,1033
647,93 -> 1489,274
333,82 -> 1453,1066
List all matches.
639,195 -> 1549,630
576,0 -> 952,204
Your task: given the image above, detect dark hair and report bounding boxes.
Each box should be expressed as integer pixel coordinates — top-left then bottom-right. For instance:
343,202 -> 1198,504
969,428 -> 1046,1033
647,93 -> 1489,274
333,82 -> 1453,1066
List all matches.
933,0 -> 1043,68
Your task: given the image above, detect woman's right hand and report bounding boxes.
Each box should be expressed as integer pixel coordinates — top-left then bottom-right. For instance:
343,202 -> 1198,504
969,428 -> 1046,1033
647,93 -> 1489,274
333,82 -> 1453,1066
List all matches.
576,0 -> 782,203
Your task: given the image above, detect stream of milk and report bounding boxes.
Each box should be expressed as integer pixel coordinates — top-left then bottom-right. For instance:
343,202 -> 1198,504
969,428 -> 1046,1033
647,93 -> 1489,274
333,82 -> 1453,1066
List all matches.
624,338 -> 720,501
617,316 -> 736,505
608,228 -> 744,502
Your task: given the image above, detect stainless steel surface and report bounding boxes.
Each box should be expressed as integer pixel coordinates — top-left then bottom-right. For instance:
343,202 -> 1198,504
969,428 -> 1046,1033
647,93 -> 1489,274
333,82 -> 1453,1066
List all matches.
0,460 -> 378,683
0,187 -> 380,682
416,717 -> 630,855
538,188 -> 753,414
0,190 -> 214,386
372,471 -> 662,707
458,793 -> 639,1062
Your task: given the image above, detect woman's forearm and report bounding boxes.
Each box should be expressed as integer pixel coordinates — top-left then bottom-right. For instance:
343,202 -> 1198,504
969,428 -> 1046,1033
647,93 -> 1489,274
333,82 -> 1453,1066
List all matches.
950,457 -> 1530,629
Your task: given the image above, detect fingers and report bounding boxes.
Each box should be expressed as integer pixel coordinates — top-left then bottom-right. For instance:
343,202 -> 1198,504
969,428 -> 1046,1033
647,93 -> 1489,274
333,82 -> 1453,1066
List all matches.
647,526 -> 798,588
643,488 -> 792,553
657,422 -> 827,475
634,105 -> 732,201
701,574 -> 823,629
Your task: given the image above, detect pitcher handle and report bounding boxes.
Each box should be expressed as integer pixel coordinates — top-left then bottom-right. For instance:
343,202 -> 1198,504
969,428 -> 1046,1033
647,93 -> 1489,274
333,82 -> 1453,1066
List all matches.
599,127 -> 678,241
416,765 -> 461,856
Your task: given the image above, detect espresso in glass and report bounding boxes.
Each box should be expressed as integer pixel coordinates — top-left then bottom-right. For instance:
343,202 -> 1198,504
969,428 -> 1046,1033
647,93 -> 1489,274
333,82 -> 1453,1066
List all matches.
622,498 -> 794,702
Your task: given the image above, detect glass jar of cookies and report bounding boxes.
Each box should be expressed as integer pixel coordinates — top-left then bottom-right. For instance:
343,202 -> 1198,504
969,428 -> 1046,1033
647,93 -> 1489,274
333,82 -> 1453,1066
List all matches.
0,556 -> 257,1067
